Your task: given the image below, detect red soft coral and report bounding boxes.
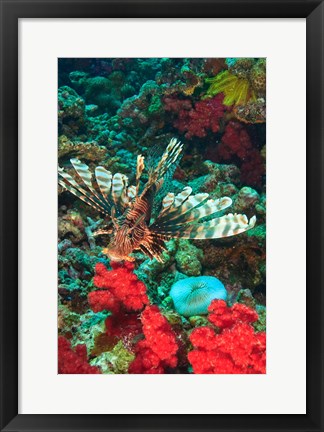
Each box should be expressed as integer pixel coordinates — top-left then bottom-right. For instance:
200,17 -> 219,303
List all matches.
188,301 -> 265,374
89,261 -> 149,313
88,290 -> 120,314
164,94 -> 227,139
58,336 -> 100,374
208,299 -> 259,329
129,305 -> 179,374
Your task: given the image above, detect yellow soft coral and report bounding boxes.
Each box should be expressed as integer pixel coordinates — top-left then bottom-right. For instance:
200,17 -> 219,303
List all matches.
205,70 -> 257,107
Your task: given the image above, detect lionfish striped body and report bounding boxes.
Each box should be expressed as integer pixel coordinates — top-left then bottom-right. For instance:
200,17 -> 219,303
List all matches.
59,138 -> 256,262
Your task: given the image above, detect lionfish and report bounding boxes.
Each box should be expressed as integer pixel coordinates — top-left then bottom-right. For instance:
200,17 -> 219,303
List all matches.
58,138 -> 256,262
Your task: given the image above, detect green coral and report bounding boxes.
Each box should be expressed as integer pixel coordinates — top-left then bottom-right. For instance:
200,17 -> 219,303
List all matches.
90,341 -> 135,374
175,240 -> 203,276
72,311 -> 109,354
254,306 -> 266,332
148,94 -> 163,115
237,288 -> 256,309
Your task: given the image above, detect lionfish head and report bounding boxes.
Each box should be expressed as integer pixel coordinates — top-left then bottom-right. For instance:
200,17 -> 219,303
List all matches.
103,246 -> 135,262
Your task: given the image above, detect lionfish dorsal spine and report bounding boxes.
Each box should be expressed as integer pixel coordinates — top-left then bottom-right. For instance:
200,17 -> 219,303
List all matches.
136,155 -> 145,195
127,185 -> 137,200
143,139 -> 183,192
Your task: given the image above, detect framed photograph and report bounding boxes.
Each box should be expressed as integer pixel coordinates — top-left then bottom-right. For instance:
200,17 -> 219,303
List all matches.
1,0 -> 323,431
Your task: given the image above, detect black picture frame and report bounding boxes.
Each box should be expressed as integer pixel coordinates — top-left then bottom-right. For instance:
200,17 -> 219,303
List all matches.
1,1 -> 323,431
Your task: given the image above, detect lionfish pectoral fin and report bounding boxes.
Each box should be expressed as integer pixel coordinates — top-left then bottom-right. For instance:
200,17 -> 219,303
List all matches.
111,173 -> 129,213
95,166 -> 113,203
138,229 -> 170,262
70,159 -> 111,214
181,214 -> 256,239
93,227 -> 113,237
58,167 -> 110,216
139,244 -> 165,263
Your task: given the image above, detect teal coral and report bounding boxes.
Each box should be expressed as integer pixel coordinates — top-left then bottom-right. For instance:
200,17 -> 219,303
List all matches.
170,276 -> 227,317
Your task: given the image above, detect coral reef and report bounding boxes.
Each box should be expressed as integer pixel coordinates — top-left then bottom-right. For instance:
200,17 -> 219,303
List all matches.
58,135 -> 109,163
58,208 -> 85,244
233,98 -> 266,124
58,86 -> 86,137
208,299 -> 258,328
57,57 -> 266,374
196,225 -> 266,296
90,341 -> 135,374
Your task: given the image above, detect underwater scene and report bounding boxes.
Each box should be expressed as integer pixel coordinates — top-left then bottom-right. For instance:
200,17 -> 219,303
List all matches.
58,58 -> 266,374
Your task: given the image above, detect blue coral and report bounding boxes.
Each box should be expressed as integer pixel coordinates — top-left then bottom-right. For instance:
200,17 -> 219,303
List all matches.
170,276 -> 227,317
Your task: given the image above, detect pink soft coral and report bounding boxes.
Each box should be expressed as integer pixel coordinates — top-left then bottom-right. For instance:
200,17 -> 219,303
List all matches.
164,94 -> 227,139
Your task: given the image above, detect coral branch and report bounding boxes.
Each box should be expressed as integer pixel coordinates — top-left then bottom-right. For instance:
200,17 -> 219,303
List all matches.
85,217 -> 103,249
